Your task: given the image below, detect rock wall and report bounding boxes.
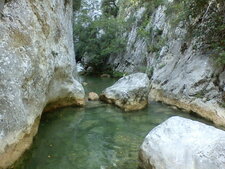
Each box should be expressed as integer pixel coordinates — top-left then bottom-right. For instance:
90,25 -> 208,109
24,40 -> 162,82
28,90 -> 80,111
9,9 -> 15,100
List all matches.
109,0 -> 225,126
0,0 -> 85,168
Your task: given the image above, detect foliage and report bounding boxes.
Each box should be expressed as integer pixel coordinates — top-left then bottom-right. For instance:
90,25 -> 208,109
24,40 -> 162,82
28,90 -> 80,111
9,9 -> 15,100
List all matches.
204,11 -> 225,66
166,0 -> 225,66
74,11 -> 127,71
158,63 -> 166,69
111,71 -> 127,78
148,36 -> 166,53
165,0 -> 211,26
119,0 -> 164,9
132,0 -> 225,66
143,0 -> 165,13
194,91 -> 205,99
74,0 -> 225,70
220,102 -> 225,108
137,16 -> 151,38
102,0 -> 119,17
215,49 -> 225,66
134,0 -> 166,55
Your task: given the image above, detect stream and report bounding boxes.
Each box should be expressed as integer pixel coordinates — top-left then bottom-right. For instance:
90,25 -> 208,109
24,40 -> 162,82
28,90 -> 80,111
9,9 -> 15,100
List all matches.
14,76 -> 211,169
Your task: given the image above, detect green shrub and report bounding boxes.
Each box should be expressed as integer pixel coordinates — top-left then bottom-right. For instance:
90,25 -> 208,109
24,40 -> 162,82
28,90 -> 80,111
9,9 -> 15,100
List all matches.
102,0 -> 119,17
148,36 -> 167,53
74,13 -> 127,72
112,71 -> 127,78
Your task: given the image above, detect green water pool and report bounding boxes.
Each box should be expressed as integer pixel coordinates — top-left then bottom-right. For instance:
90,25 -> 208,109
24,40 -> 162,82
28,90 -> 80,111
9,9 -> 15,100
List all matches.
13,76 -> 210,169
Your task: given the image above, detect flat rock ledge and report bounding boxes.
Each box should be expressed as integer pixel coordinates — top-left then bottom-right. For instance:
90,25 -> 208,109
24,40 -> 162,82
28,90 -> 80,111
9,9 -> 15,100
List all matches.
139,116 -> 225,169
149,87 -> 225,127
100,73 -> 150,111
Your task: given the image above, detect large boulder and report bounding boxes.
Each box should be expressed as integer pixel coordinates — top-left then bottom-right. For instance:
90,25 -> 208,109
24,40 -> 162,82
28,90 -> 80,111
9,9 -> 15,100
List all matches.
0,0 -> 85,168
100,73 -> 150,111
139,116 -> 225,169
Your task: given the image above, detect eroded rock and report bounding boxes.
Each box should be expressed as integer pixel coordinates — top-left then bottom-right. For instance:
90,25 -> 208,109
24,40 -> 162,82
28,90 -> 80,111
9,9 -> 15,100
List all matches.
100,73 -> 150,111
0,0 -> 85,168
139,116 -> 225,169
107,2 -> 225,126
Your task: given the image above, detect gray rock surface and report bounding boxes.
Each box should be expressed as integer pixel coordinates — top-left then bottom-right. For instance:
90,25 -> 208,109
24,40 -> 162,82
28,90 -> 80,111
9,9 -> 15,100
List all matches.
0,0 -> 84,168
100,73 -> 150,111
139,116 -> 225,169
108,6 -> 148,73
108,1 -> 225,126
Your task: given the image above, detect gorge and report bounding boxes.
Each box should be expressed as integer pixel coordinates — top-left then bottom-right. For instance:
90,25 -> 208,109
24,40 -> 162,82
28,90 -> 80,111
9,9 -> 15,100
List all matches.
75,0 -> 225,126
0,0 -> 224,168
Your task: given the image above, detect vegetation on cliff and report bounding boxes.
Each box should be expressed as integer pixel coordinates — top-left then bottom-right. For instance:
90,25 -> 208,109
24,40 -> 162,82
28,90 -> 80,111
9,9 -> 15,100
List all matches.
136,0 -> 224,66
73,0 -> 225,72
166,0 -> 225,66
119,0 -> 225,66
73,0 -> 127,72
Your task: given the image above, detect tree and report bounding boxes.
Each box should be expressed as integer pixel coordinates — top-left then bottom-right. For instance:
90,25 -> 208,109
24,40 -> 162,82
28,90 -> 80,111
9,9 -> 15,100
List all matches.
74,12 -> 127,72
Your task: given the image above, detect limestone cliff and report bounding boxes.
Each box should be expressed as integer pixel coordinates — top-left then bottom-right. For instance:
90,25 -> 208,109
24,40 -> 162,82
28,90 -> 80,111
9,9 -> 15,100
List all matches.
0,0 -> 84,168
108,0 -> 225,126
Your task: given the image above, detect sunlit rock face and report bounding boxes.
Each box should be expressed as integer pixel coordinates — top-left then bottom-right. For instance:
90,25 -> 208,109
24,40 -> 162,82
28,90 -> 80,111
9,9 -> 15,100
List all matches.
0,0 -> 84,168
100,73 -> 150,111
107,6 -> 149,74
108,0 -> 225,126
139,116 -> 225,169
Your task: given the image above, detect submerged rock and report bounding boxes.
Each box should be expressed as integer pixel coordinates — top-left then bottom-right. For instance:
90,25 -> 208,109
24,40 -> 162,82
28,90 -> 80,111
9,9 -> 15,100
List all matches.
0,0 -> 84,168
88,92 -> 99,101
100,73 -> 150,111
139,116 -> 225,169
82,82 -> 88,86
101,74 -> 111,78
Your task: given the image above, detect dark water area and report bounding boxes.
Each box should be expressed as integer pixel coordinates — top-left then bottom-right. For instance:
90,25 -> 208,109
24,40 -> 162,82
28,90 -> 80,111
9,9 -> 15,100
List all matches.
14,76 -> 211,169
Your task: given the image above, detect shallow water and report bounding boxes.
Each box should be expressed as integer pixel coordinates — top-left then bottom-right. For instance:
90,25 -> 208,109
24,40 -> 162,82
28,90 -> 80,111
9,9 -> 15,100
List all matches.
14,76 -> 211,169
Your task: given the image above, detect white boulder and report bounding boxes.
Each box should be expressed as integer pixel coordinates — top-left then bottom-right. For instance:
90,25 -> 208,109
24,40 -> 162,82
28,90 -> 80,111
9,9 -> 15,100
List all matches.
100,73 -> 150,111
139,116 -> 225,169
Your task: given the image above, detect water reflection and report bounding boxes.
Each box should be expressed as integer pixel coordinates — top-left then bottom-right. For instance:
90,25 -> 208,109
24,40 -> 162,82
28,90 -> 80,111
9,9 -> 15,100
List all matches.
14,76 -> 211,169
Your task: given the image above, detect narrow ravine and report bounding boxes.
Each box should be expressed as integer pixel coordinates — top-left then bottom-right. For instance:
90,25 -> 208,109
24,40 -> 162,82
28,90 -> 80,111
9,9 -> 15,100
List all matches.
1,0 -> 224,169
13,76 -> 211,169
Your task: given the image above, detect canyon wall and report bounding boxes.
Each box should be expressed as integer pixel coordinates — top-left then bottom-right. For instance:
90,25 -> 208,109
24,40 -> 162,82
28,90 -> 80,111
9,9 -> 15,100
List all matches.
0,0 -> 84,168
108,0 -> 225,126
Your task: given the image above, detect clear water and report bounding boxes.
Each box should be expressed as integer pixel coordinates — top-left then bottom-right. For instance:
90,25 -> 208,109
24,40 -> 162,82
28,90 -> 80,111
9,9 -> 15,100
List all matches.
14,76 -> 211,169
